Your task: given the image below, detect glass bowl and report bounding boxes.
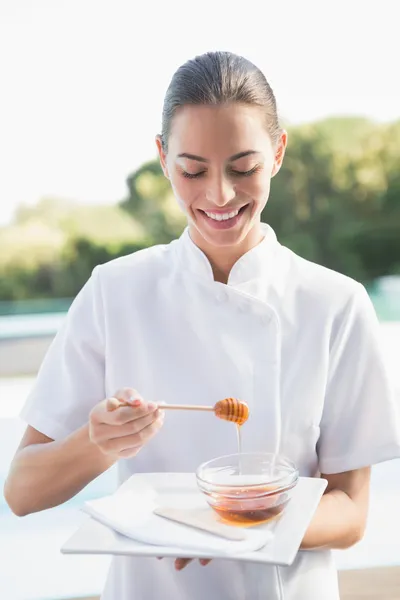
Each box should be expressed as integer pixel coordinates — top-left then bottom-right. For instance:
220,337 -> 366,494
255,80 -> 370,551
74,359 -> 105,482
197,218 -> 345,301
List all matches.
196,452 -> 299,526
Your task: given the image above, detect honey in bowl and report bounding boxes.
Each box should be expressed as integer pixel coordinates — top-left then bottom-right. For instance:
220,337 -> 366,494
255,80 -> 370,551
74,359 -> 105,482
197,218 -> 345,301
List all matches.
196,453 -> 299,527
208,485 -> 294,526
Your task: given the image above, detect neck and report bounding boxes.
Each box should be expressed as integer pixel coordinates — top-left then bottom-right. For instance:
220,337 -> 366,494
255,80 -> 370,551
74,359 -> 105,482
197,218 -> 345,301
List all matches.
188,223 -> 265,284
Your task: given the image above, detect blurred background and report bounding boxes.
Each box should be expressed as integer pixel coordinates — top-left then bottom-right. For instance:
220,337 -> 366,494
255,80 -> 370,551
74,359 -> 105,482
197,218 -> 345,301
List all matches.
1,1 -> 399,599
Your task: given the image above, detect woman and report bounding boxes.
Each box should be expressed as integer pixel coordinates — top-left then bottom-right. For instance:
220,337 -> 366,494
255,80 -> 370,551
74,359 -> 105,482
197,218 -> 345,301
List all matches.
5,51 -> 400,600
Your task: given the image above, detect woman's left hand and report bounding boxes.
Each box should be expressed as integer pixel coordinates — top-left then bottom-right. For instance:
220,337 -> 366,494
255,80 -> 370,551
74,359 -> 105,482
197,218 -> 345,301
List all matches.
175,558 -> 212,570
157,557 -> 212,570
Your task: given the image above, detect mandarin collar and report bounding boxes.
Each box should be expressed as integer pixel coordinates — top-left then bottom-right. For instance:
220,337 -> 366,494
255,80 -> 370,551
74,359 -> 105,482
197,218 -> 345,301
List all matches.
175,223 -> 280,288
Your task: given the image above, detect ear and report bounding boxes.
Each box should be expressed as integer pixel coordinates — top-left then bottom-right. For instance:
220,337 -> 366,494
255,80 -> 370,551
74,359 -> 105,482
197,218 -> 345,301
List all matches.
155,135 -> 169,179
271,130 -> 288,177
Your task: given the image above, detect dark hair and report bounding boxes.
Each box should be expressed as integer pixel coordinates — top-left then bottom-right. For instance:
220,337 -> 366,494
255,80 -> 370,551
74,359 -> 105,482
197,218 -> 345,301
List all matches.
161,51 -> 281,152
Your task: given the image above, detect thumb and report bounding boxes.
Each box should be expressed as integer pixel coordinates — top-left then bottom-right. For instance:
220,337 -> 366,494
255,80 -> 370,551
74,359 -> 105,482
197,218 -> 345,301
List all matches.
106,397 -> 125,412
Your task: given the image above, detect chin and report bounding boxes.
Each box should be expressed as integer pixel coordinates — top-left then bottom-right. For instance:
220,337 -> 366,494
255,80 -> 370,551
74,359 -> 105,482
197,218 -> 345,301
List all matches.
196,226 -> 249,248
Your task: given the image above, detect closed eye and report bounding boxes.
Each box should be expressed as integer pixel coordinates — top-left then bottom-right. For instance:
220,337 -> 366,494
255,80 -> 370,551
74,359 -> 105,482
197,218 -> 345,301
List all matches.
229,165 -> 261,177
181,170 -> 206,179
180,165 -> 261,179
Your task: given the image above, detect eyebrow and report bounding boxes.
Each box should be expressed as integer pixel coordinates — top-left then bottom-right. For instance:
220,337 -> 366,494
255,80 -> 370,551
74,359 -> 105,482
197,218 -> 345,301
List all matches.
177,150 -> 260,163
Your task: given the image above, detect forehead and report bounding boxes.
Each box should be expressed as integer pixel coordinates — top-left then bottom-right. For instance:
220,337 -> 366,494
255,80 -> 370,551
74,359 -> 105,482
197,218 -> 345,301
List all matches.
168,103 -> 273,157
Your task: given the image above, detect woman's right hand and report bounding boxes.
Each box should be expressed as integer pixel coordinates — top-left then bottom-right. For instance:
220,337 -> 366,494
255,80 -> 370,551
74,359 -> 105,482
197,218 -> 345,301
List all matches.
89,388 -> 164,459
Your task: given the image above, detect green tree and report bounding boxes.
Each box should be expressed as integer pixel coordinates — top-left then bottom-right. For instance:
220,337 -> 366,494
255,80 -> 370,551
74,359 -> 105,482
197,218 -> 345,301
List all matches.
120,160 -> 186,243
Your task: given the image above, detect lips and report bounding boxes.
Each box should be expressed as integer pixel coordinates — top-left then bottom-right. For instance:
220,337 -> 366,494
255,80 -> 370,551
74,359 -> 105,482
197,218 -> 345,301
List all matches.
198,204 -> 249,230
204,208 -> 240,222
201,204 -> 248,219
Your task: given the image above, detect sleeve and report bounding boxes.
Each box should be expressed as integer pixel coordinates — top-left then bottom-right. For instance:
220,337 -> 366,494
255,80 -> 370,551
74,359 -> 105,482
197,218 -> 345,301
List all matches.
317,282 -> 400,474
19,266 -> 106,440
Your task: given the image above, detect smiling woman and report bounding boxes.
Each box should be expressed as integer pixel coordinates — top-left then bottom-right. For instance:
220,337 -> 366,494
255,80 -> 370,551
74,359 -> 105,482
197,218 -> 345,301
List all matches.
154,52 -> 286,282
155,102 -> 287,282
5,51 -> 400,600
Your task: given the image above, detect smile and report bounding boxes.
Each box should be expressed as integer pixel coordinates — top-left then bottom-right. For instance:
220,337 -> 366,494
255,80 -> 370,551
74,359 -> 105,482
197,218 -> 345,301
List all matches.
198,204 -> 249,230
203,209 -> 240,221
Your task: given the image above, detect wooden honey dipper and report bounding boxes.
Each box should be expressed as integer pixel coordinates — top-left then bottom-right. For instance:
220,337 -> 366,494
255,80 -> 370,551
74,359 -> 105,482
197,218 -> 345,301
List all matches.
113,397 -> 249,426
160,398 -> 249,426
213,398 -> 249,426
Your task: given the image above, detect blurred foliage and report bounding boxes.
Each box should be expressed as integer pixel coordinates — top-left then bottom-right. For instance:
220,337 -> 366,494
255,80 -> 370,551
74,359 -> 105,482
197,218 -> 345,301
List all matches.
0,199 -> 150,300
264,117 -> 400,281
0,116 -> 399,301
121,160 -> 186,243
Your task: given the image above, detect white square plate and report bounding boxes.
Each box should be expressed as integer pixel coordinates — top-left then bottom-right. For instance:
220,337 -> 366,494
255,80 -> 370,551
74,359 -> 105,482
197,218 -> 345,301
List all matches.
61,473 -> 327,566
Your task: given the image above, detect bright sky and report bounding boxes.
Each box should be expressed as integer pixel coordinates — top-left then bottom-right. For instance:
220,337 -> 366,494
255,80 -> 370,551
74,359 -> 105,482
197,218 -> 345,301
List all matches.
1,0 -> 399,226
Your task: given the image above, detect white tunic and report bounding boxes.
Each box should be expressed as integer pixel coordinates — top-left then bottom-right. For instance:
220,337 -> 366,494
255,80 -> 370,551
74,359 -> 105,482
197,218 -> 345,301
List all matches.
20,224 -> 400,600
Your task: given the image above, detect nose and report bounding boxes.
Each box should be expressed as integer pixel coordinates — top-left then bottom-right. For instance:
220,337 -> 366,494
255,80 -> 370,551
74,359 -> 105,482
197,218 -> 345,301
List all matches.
205,175 -> 236,207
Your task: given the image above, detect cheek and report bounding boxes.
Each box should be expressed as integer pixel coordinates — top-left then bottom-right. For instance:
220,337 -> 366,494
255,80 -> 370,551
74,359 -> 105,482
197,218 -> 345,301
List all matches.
171,177 -> 201,212
240,174 -> 271,202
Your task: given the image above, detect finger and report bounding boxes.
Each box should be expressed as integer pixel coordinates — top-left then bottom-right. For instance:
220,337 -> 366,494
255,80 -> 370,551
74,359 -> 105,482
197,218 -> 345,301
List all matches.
103,400 -> 158,425
103,415 -> 164,454
96,409 -> 164,441
199,559 -> 212,566
106,397 -> 123,411
115,388 -> 144,404
106,388 -> 145,413
117,415 -> 164,450
118,447 -> 140,458
106,391 -> 142,412
175,558 -> 192,570
106,397 -> 139,415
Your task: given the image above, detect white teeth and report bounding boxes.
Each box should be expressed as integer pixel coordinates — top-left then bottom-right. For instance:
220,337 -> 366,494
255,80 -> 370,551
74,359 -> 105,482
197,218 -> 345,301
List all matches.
204,209 -> 240,221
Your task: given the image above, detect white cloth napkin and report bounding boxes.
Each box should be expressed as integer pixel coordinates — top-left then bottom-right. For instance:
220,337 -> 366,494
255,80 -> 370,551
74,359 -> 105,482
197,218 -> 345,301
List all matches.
82,479 -> 273,556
